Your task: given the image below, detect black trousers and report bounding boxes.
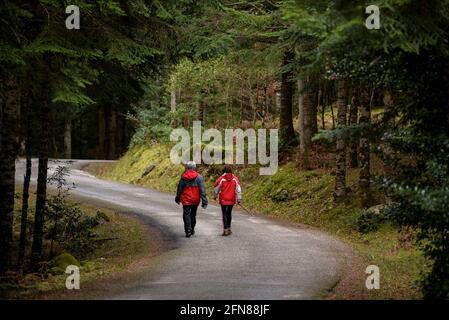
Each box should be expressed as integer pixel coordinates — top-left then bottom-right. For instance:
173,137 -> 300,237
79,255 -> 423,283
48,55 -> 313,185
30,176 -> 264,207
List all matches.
221,205 -> 234,229
183,205 -> 198,233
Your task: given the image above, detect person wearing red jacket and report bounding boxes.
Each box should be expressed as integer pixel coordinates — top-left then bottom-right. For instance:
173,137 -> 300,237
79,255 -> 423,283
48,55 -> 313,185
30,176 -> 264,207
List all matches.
175,161 -> 208,237
213,165 -> 242,236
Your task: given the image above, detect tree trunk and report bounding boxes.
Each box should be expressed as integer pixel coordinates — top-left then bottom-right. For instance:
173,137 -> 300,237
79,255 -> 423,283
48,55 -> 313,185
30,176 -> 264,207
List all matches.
298,79 -> 314,169
250,93 -> 257,128
321,88 -> 328,129
0,74 -> 19,274
18,100 -> 26,157
64,116 -> 72,159
264,86 -> 269,125
311,92 -> 318,135
334,80 -> 348,199
383,91 -> 395,203
18,95 -> 32,269
170,90 -> 177,113
239,91 -> 244,124
170,89 -> 177,127
31,88 -> 50,265
330,100 -> 335,129
0,91 -> 3,154
104,107 -> 110,159
116,114 -> 124,156
318,88 -> 325,130
275,90 -> 281,112
98,106 -> 105,158
197,100 -> 205,123
78,116 -> 83,158
279,51 -> 296,149
359,88 -> 372,207
349,91 -> 359,168
108,108 -> 117,159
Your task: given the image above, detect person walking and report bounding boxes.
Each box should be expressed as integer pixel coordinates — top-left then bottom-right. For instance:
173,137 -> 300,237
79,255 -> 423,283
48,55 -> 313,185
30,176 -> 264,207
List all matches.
213,165 -> 242,236
175,161 -> 208,237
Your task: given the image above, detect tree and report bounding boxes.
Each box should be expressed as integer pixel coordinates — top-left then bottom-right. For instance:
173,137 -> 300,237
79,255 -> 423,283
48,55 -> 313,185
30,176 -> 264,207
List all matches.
298,77 -> 314,168
18,83 -> 33,268
359,87 -> 372,207
25,0 -> 186,263
280,0 -> 333,161
349,90 -> 359,168
0,0 -> 31,274
98,105 -> 106,158
371,0 -> 449,298
0,72 -> 19,274
31,69 -> 50,264
279,51 -> 296,149
64,112 -> 72,159
334,80 -> 348,199
382,91 -> 395,203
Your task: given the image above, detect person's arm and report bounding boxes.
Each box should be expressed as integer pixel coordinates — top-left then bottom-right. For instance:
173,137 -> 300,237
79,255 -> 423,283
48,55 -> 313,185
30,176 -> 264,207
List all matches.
235,180 -> 242,203
199,176 -> 208,207
175,178 -> 185,204
213,177 -> 222,197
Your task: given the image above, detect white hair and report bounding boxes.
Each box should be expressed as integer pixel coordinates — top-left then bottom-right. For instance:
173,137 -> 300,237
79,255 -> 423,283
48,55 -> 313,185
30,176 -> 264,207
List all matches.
185,161 -> 196,170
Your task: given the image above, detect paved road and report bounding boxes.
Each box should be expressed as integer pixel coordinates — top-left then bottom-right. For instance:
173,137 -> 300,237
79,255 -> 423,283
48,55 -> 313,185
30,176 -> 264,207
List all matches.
15,159 -> 350,300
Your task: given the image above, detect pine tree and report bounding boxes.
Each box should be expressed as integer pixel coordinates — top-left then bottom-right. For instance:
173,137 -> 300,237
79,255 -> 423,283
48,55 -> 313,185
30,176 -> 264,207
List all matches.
359,87 -> 372,208
334,80 -> 348,199
279,50 -> 296,150
0,72 -> 19,274
349,91 -> 359,168
18,85 -> 33,268
298,77 -> 314,169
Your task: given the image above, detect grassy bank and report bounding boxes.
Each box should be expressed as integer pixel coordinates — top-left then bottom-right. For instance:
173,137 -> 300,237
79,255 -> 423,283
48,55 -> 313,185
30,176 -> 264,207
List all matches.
1,191 -> 152,299
86,143 -> 426,300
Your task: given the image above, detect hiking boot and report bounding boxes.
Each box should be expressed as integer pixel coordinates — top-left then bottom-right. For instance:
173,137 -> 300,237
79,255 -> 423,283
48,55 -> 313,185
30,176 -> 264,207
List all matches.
222,229 -> 228,236
228,229 -> 232,235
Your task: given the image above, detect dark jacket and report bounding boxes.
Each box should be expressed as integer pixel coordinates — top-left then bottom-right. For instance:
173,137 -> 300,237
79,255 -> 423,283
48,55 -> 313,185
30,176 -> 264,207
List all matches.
175,169 -> 208,206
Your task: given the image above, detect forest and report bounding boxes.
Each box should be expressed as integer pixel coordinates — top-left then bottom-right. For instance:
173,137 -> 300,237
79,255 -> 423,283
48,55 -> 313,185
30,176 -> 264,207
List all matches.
1,0 -> 449,300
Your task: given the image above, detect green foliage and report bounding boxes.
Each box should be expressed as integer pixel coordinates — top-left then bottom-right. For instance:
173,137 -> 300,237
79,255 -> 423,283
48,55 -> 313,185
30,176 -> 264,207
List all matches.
355,207 -> 387,234
169,0 -> 449,299
47,252 -> 80,275
127,76 -> 172,147
168,49 -> 278,128
282,3 -> 449,300
46,195 -> 106,257
170,57 -> 237,103
128,106 -> 172,147
382,49 -> 449,299
2,0 -> 448,299
45,164 -> 109,257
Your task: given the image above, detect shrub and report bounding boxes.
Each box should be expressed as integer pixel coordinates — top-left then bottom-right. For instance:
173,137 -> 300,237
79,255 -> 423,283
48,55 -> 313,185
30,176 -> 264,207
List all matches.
45,164 -> 108,258
48,253 -> 80,275
355,205 -> 387,233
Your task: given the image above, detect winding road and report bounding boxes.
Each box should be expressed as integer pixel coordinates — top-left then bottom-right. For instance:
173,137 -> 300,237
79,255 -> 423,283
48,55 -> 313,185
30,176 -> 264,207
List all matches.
15,159 -> 350,300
